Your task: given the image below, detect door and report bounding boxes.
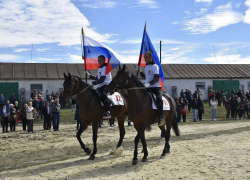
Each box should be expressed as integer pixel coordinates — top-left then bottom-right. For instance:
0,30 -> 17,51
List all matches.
213,80 -> 239,99
0,82 -> 19,102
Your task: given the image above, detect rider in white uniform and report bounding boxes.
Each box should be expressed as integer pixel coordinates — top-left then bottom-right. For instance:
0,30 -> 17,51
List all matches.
139,51 -> 164,126
86,55 -> 112,119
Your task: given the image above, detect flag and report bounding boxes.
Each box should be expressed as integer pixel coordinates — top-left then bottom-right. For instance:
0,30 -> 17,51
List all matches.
83,35 -> 121,75
138,23 -> 165,90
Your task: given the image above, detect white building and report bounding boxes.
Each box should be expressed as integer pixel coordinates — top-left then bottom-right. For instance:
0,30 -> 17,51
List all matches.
0,63 -> 250,102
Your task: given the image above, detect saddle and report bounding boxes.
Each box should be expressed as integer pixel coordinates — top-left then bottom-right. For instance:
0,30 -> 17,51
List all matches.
96,90 -> 124,106
147,91 -> 170,111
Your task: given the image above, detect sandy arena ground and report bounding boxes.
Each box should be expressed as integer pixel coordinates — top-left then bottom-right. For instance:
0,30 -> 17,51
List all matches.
0,121 -> 250,180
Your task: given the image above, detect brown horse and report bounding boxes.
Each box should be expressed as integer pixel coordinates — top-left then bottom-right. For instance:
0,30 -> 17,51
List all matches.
105,65 -> 180,165
61,73 -> 129,160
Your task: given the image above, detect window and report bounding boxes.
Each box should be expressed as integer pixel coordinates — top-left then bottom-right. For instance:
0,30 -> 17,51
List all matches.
195,82 -> 205,89
30,84 -> 43,92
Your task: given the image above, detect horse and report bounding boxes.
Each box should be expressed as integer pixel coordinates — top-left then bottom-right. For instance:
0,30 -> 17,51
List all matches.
61,73 -> 129,160
104,65 -> 180,165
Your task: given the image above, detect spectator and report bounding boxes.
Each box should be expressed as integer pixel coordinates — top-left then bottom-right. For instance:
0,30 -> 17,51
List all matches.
208,90 -> 213,106
39,97 -> 45,120
223,96 -> 231,119
51,99 -> 61,131
231,88 -> 235,95
20,104 -> 28,131
30,89 -> 37,100
9,93 -> 16,105
27,102 -> 35,133
180,89 -> 184,98
42,101 -> 52,130
246,91 -> 250,100
243,97 -> 249,118
216,90 -> 222,106
109,119 -> 115,127
13,101 -> 20,125
51,91 -> 56,99
59,92 -> 64,109
71,97 -> 76,112
45,90 -> 50,101
32,97 -> 39,118
176,99 -> 182,123
191,97 -> 198,122
182,94 -> 189,107
239,99 -> 244,119
6,100 -> 10,112
186,90 -> 192,112
210,97 -> 218,121
0,104 -> 9,133
182,105 -> 187,122
9,104 -> 17,132
235,96 -> 240,119
0,94 -> 5,108
197,97 -> 204,121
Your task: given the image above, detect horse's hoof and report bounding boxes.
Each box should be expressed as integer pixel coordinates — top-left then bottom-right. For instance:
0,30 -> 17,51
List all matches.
141,158 -> 147,162
86,148 -> 91,155
88,155 -> 95,160
160,154 -> 166,158
132,159 -> 138,165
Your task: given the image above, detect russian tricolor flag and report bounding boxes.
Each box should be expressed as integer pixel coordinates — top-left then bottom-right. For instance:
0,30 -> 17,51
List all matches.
83,35 -> 121,75
138,24 -> 165,90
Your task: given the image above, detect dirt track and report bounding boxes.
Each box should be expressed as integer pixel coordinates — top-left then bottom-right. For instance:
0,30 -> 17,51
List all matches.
0,121 -> 250,180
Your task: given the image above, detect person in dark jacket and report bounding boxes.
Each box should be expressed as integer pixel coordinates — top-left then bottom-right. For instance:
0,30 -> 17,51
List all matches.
39,97 -> 45,120
9,93 -> 16,105
191,97 -> 198,122
42,101 -> 51,130
32,97 -> 39,118
176,99 -> 182,123
9,104 -> 16,132
180,89 -> 184,98
0,104 -> 9,133
186,91 -> 192,112
243,97 -> 249,118
20,104 -> 28,130
197,97 -> 204,121
223,96 -> 231,119
51,99 -> 60,131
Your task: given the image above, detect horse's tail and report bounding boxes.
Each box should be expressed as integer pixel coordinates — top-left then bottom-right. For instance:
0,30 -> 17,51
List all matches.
172,114 -> 180,136
163,93 -> 180,136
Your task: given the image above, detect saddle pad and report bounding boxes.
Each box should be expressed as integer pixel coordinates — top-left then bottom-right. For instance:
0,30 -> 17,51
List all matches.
148,93 -> 170,111
101,92 -> 124,106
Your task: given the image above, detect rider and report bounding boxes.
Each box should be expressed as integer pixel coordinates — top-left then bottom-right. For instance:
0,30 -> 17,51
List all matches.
139,51 -> 164,127
85,55 -> 112,119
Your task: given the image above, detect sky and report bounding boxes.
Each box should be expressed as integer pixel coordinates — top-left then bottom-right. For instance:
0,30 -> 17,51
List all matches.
0,0 -> 250,64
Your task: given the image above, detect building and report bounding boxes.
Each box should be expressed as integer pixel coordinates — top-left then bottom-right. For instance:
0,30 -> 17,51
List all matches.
0,63 -> 250,102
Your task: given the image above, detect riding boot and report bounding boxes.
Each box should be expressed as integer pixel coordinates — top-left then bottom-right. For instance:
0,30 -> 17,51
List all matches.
103,100 -> 111,119
158,102 -> 164,127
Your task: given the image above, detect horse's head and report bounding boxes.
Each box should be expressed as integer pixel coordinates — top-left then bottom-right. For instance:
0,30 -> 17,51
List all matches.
105,64 -> 129,94
62,72 -> 78,105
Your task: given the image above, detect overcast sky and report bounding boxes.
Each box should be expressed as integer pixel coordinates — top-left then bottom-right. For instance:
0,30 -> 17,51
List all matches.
0,0 -> 250,64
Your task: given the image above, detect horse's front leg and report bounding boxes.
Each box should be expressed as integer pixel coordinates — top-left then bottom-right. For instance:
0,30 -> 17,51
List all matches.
89,121 -> 98,160
132,125 -> 146,165
76,122 -> 91,155
116,115 -> 126,148
141,132 -> 148,162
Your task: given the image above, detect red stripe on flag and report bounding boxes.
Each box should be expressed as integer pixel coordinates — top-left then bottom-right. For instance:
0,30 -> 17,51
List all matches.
138,54 -> 146,67
106,62 -> 113,75
159,78 -> 163,91
84,58 -> 109,70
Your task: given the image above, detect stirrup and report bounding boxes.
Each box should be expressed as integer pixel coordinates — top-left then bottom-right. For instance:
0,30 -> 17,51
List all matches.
158,118 -> 165,127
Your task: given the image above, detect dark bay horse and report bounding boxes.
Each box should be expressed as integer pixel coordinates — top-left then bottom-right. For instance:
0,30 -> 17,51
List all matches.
62,73 -> 129,160
105,65 -> 180,165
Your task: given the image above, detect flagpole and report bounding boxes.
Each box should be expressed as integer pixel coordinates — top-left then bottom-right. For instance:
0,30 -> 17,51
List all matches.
81,27 -> 87,84
137,21 -> 147,78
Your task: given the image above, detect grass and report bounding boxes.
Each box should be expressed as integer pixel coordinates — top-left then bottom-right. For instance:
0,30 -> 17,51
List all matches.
34,101 -> 248,125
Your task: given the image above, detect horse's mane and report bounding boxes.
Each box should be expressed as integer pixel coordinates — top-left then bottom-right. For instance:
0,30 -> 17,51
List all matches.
130,73 -> 148,95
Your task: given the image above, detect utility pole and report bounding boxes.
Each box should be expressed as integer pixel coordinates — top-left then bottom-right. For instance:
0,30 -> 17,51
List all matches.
213,45 -> 217,64
31,43 -> 33,63
160,41 -> 162,63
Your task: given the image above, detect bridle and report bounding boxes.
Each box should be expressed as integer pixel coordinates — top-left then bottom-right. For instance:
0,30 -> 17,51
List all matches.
64,78 -> 92,100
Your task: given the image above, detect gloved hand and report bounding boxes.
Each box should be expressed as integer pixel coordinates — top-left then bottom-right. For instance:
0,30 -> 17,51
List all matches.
144,83 -> 150,88
85,71 -> 90,77
91,85 -> 99,89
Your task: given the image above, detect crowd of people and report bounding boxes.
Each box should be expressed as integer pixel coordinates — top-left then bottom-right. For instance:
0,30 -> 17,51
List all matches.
0,89 -> 63,133
175,88 -> 250,123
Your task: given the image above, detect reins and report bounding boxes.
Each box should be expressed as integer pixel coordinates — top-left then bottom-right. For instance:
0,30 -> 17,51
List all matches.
69,84 -> 92,99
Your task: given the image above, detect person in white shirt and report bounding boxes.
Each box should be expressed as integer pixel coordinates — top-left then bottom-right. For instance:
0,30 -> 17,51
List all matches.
139,51 -> 164,126
86,55 -> 112,119
26,102 -> 34,133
